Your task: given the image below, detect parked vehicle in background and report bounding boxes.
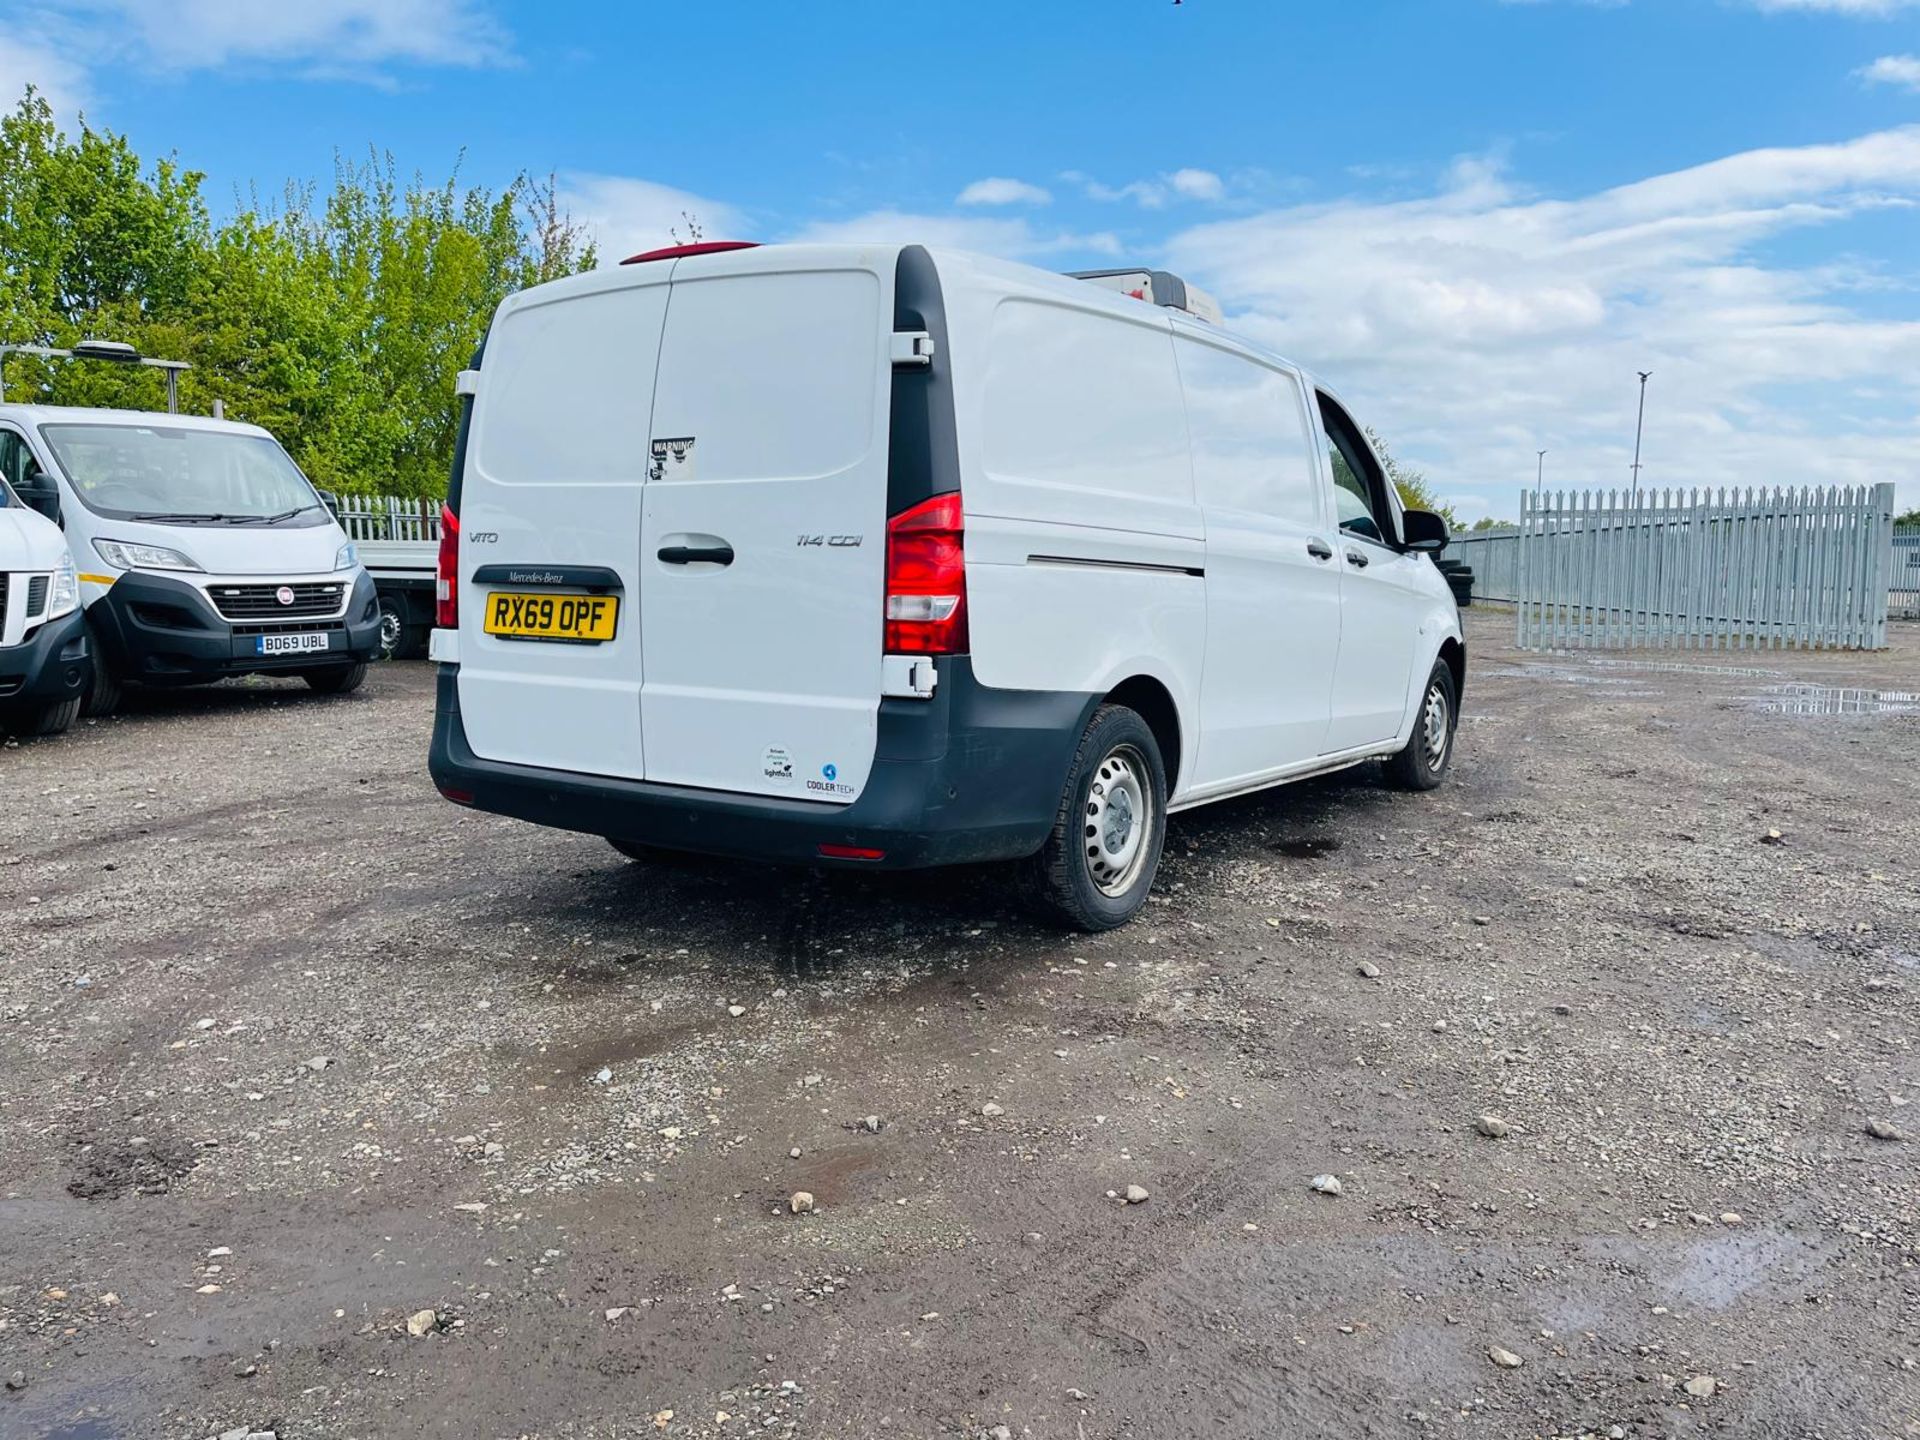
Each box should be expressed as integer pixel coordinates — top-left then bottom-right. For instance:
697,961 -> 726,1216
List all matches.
0,343 -> 383,712
0,474 -> 90,736
334,495 -> 442,660
428,242 -> 1463,930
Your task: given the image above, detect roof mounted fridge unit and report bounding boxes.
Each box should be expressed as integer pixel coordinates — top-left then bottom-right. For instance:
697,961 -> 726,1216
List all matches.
1068,268 -> 1224,326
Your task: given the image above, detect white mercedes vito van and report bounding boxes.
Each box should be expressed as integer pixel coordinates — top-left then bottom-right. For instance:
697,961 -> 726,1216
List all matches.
429,242 -> 1463,929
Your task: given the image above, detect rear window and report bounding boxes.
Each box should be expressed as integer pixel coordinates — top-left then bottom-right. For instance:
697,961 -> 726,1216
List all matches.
983,299 -> 1189,502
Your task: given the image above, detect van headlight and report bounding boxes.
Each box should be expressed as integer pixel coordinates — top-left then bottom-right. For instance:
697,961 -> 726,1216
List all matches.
334,541 -> 359,571
93,538 -> 203,573
48,550 -> 80,618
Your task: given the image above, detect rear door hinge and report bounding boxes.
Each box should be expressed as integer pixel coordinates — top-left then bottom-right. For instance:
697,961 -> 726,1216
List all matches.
890,331 -> 935,368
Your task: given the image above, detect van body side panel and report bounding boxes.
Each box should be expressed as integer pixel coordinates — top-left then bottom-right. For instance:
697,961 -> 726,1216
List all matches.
1174,334 -> 1343,787
936,252 -> 1205,796
638,257 -> 891,802
456,273 -> 669,779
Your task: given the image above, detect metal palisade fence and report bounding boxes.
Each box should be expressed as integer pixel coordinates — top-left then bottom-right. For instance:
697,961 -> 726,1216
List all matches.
1514,484 -> 1897,651
336,494 -> 444,544
1892,526 -> 1920,621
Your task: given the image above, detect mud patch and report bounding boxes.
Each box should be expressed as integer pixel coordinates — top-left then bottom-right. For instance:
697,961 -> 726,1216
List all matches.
66,1132 -> 200,1200
1270,836 -> 1343,860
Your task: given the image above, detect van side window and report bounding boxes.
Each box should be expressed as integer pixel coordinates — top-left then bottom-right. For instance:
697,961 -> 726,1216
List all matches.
1318,395 -> 1396,546
0,430 -> 30,489
1175,339 -> 1319,527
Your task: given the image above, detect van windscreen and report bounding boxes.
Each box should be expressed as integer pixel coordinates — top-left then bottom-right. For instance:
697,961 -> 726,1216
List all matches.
39,423 -> 326,525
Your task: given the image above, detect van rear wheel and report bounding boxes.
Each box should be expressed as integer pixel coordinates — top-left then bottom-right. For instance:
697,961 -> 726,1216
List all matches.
1031,704 -> 1168,932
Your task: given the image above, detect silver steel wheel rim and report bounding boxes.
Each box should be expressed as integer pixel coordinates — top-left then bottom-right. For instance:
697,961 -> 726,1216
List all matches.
1421,681 -> 1451,770
1083,743 -> 1154,898
377,607 -> 403,657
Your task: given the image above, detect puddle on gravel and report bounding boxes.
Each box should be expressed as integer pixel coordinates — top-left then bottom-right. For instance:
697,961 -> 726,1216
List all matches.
1745,684 -> 1920,716
1270,836 -> 1343,859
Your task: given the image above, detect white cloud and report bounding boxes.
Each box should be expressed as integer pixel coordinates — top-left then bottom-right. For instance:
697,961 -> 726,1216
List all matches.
69,0 -> 512,70
956,177 -> 1051,207
1165,131 -> 1920,516
556,174 -> 747,265
1168,168 -> 1226,202
787,209 -> 1122,261
1067,168 -> 1231,209
0,0 -> 511,108
1861,53 -> 1920,89
0,32 -> 89,124
1747,0 -> 1918,12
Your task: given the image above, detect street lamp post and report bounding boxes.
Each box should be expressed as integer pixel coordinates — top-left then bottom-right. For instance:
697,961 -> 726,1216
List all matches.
1535,448 -> 1547,502
1629,370 -> 1652,503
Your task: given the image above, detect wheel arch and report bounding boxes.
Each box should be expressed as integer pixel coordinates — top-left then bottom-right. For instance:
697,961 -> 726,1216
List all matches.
1101,673 -> 1184,797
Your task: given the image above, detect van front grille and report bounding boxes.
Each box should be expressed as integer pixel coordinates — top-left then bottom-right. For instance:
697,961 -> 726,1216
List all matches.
210,582 -> 346,619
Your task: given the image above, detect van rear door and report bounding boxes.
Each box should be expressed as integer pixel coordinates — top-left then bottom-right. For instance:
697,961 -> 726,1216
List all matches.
639,252 -> 892,802
456,270 -> 669,779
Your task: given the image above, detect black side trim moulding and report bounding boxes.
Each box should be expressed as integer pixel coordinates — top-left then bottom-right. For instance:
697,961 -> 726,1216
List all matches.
1027,554 -> 1204,579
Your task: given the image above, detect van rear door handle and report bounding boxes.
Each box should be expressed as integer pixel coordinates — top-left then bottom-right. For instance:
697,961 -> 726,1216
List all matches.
657,541 -> 734,567
1306,538 -> 1334,561
1344,548 -> 1369,569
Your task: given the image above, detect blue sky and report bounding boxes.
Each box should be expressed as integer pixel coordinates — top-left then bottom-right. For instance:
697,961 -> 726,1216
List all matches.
4,0 -> 1919,517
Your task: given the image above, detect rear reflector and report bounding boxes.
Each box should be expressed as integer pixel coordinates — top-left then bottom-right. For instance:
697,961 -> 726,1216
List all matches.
884,492 -> 967,655
435,504 -> 460,629
620,240 -> 760,266
818,844 -> 886,862
437,785 -> 474,806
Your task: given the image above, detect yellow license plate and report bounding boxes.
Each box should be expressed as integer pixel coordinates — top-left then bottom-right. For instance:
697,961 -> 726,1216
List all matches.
483,591 -> 619,643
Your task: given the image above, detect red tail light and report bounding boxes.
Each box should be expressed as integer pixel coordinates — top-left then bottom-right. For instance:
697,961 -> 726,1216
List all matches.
435,504 -> 460,628
884,492 -> 967,655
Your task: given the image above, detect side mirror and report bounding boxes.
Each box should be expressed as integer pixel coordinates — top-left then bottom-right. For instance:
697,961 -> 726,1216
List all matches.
1401,509 -> 1448,553
316,488 -> 341,522
17,463 -> 61,526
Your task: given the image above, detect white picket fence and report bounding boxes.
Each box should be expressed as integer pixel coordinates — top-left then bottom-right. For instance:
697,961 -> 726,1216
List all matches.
1514,484 -> 1896,651
336,493 -> 443,544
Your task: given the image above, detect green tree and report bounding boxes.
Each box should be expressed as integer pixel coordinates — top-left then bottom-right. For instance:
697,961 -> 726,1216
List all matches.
0,88 -> 595,497
1896,507 -> 1920,529
1364,425 -> 1457,529
1469,515 -> 1509,532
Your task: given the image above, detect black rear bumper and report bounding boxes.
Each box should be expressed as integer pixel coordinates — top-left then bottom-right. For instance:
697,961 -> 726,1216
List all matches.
427,658 -> 1095,869
0,607 -> 90,706
89,569 -> 383,685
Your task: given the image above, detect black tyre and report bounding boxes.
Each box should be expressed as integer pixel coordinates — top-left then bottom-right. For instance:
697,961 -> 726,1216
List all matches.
8,696 -> 81,737
1384,658 -> 1458,791
1030,704 -> 1168,932
303,662 -> 367,695
375,597 -> 408,661
81,623 -> 122,718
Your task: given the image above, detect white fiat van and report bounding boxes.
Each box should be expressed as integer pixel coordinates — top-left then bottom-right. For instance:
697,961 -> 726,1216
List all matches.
0,349 -> 382,713
428,242 -> 1464,929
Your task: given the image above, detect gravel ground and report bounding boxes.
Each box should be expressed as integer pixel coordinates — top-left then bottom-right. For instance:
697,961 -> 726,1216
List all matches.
2,607 -> 1916,1440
